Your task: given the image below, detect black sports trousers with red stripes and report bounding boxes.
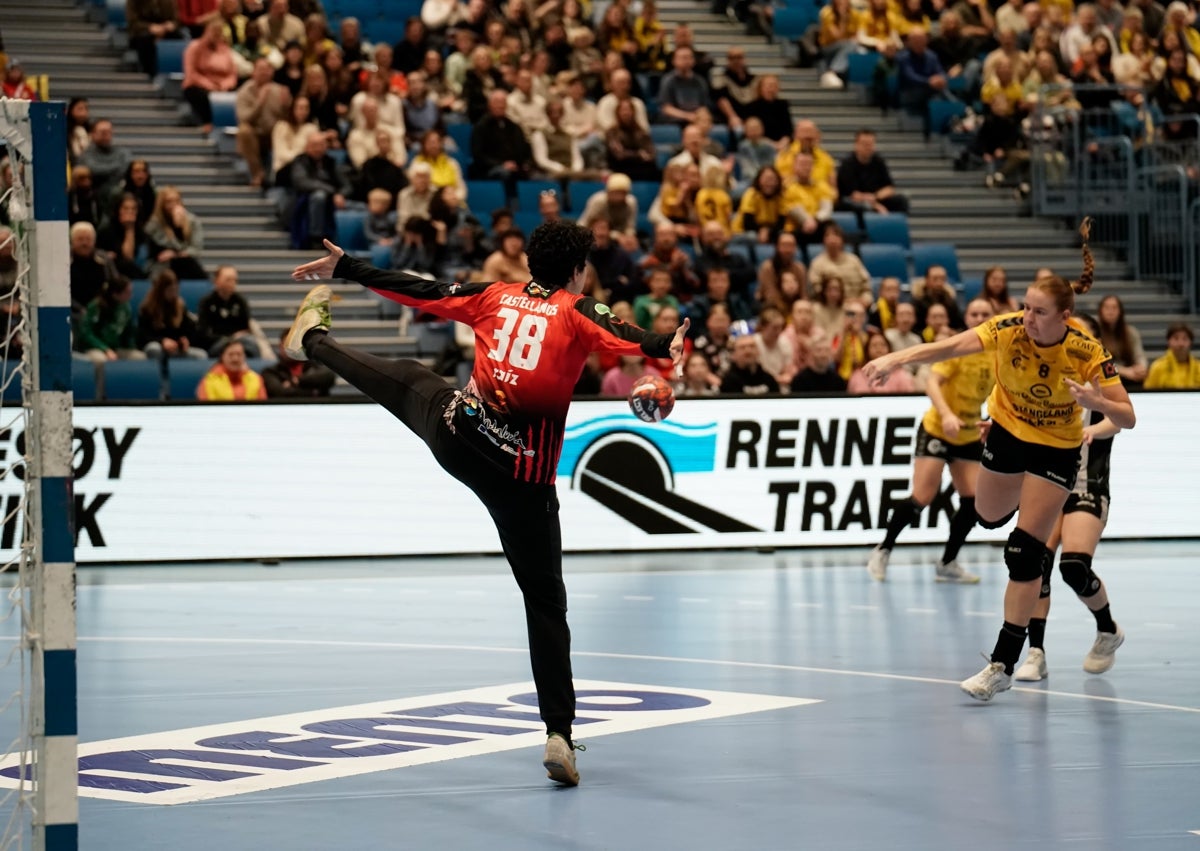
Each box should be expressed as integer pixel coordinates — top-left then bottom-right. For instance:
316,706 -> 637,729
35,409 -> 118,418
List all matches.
307,332 -> 576,740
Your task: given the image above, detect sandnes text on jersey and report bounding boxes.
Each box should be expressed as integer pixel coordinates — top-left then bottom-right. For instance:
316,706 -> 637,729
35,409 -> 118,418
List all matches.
499,293 -> 559,315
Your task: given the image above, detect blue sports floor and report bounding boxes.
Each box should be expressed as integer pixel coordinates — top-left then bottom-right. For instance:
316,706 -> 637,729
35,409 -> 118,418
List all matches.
5,541 -> 1200,850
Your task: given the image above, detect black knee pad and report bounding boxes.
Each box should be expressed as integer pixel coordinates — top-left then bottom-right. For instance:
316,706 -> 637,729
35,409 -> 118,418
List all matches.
1039,548 -> 1055,599
1059,551 -> 1102,598
1004,528 -> 1046,582
978,508 -> 1017,530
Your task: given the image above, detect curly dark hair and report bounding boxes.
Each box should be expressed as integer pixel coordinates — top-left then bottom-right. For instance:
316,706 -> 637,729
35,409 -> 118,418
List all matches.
525,220 -> 595,287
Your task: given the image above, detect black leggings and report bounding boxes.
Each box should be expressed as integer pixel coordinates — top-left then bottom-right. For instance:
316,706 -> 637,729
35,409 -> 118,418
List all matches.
308,333 -> 576,739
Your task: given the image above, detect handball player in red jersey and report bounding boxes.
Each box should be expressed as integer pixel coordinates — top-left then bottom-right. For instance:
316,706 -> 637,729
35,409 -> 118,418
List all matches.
289,221 -> 689,787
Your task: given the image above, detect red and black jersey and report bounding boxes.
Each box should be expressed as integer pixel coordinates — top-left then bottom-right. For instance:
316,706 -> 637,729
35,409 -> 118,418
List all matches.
332,256 -> 674,484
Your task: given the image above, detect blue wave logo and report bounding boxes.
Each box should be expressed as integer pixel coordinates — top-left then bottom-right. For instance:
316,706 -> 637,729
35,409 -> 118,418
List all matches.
557,415 -> 717,479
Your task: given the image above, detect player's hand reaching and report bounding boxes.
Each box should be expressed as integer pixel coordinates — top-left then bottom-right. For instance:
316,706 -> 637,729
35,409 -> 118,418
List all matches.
1064,376 -> 1103,409
292,239 -> 345,282
670,317 -> 691,377
862,352 -> 901,386
940,412 -> 963,441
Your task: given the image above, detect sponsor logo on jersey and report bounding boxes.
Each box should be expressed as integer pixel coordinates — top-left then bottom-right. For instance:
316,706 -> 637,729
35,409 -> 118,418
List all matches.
0,682 -> 815,804
526,282 -> 552,299
1030,383 -> 1053,399
1101,359 -> 1118,379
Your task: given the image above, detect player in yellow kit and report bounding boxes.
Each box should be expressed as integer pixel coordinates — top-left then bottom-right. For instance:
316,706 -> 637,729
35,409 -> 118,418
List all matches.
867,298 -> 996,583
863,222 -> 1136,701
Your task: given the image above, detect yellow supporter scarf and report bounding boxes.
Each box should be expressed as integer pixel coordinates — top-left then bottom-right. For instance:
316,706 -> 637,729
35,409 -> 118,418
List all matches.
875,298 -> 895,330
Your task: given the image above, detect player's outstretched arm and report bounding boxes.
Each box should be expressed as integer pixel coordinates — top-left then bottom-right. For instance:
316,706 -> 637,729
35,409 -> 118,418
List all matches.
292,238 -> 488,302
292,239 -> 344,281
864,328 -> 984,386
669,318 -> 691,377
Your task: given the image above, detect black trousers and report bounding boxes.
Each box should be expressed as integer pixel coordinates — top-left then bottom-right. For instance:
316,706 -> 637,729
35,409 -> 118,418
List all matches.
309,333 -> 576,738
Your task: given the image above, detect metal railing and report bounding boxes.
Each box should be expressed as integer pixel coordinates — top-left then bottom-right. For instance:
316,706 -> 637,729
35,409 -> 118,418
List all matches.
1028,86 -> 1199,304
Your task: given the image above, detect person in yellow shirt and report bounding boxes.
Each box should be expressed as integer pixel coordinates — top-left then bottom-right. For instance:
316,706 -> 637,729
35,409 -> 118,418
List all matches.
782,153 -> 837,249
1014,313 -> 1127,684
867,298 -> 996,583
732,165 -> 790,242
695,163 -> 733,232
863,221 -> 1136,702
818,0 -> 862,87
1144,322 -> 1200,388
979,55 -> 1025,112
197,338 -> 268,401
774,119 -> 837,189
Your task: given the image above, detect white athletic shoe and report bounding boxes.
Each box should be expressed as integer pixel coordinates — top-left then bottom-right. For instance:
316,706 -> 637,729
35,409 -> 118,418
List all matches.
960,660 -> 1013,701
1083,625 -> 1125,674
283,284 -> 333,362
935,559 -> 981,584
819,71 -> 844,89
867,546 -> 890,582
1015,647 -> 1048,681
543,733 -> 580,786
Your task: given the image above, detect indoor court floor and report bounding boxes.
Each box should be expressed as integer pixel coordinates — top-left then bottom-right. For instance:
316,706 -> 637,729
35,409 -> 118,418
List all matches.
3,540 -> 1199,850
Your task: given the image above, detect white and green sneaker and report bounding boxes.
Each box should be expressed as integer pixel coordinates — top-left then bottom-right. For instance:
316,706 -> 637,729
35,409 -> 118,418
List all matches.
284,284 -> 333,361
542,733 -> 581,786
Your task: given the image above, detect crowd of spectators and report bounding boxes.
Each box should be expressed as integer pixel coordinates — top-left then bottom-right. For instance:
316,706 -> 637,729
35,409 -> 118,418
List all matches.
2,0 -> 1199,401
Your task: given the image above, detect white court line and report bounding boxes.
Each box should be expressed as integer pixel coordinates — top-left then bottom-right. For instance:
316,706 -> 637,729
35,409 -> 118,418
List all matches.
848,604 -> 878,611
623,595 -> 654,602
736,600 -> 766,607
76,636 -> 1200,715
907,608 -> 938,615
966,611 -> 998,618
792,602 -> 823,609
455,589 -> 486,597
680,597 -> 710,604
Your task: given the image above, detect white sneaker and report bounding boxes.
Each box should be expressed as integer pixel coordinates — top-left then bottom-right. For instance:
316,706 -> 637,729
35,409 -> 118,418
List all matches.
867,546 -> 889,582
542,733 -> 580,786
960,660 -> 1013,701
935,559 -> 981,584
1015,647 -> 1048,681
819,71 -> 844,89
283,284 -> 333,361
1082,625 -> 1124,674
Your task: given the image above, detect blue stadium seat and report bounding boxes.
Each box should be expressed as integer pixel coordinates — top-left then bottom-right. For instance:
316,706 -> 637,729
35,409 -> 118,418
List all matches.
863,212 -> 910,249
857,244 -> 909,281
649,124 -> 682,148
512,211 -> 543,236
166,358 -> 213,401
846,50 -> 881,89
72,360 -> 98,403
928,99 -> 967,136
911,242 -> 961,283
960,277 -> 983,302
131,279 -> 152,312
370,242 -> 393,268
178,278 -> 210,313
567,180 -> 605,213
771,2 -> 819,58
155,38 -> 188,76
629,180 -> 660,213
465,181 -> 508,216
516,180 -> 560,212
415,321 -> 454,356
106,0 -> 126,28
363,18 -> 408,48
210,91 -> 237,128
446,123 -> 472,156
102,360 -> 162,401
830,211 -> 862,240
334,209 -> 369,252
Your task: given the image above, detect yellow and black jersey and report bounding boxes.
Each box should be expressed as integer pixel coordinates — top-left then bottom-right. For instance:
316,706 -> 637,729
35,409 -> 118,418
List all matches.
975,312 -> 1121,448
921,350 -> 995,445
731,188 -> 788,234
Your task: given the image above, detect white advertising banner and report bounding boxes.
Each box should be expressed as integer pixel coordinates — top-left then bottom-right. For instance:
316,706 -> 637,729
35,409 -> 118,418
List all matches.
21,393 -> 1196,563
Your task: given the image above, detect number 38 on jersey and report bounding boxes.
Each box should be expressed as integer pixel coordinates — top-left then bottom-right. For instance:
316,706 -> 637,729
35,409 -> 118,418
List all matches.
487,306 -> 547,381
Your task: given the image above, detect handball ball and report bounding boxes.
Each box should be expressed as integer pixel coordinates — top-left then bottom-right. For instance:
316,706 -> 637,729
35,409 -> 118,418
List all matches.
628,375 -> 675,423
